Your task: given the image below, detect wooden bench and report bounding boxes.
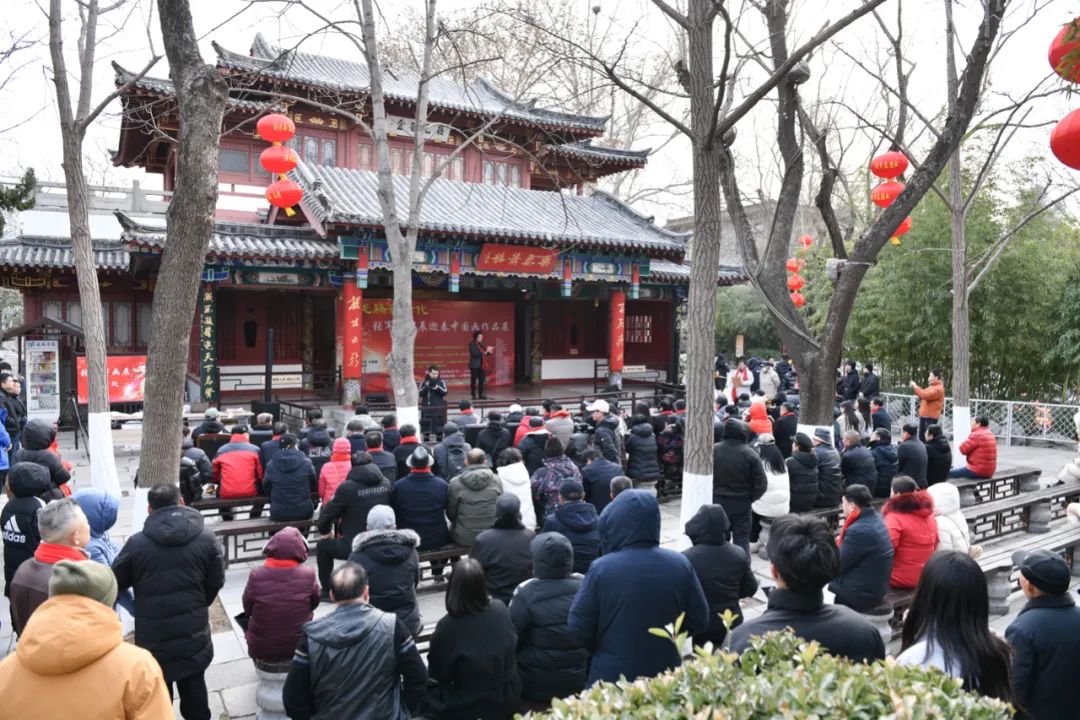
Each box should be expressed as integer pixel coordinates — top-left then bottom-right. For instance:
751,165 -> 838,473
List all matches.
952,466 -> 1041,508
417,545 -> 470,591
977,521 -> 1080,615
192,496 -> 270,519
963,479 -> 1080,543
212,517 -> 316,567
414,622 -> 437,656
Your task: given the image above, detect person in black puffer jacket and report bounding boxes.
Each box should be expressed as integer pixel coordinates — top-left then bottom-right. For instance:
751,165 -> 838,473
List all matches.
263,434 -> 317,521
476,413 -> 511,467
471,494 -> 535,604
113,484 -> 225,715
509,532 -> 587,705
868,428 -> 899,498
811,429 -> 843,508
588,401 -> 623,464
786,433 -> 819,512
541,481 -> 600,575
625,416 -> 660,484
348,505 -> 422,638
924,425 -> 952,487
11,419 -> 70,493
711,419 -> 767,555
1,462 -> 51,595
839,430 -> 877,490
300,419 -> 335,478
517,418 -> 550,477
682,504 -> 758,646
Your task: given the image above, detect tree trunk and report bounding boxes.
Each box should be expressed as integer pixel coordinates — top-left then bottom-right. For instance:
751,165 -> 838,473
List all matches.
48,0 -> 119,495
136,0 -> 229,491
678,0 -> 721,532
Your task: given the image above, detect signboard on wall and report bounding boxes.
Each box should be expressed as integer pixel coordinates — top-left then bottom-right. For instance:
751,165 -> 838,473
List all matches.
25,340 -> 60,422
77,355 -> 147,404
360,300 -> 514,393
475,244 -> 559,274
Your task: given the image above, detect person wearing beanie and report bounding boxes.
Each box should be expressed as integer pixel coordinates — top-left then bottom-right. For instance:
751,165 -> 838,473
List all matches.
317,436 -> 355,506
392,446 -> 450,556
263,433 -> 317,522
1006,549 -> 1080,720
447,449 -> 504,548
315,448 -> 393,598
517,416 -> 551,476
348,505 -> 422,637
471,494 -> 536,604
433,421 -> 471,481
242,527 -> 321,664
625,414 -> 661,486
542,480 -> 600,574
0,559 -> 173,718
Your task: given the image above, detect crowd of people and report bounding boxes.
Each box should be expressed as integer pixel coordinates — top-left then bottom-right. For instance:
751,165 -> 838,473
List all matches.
0,356 -> 1076,720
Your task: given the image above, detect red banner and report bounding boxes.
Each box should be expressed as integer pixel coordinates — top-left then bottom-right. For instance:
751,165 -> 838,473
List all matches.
475,244 -> 559,274
361,300 -> 514,393
77,355 -> 147,404
343,282 -> 363,379
609,291 -> 625,373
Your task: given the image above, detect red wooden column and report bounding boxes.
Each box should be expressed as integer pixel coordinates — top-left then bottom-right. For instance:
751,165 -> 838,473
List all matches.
609,290 -> 626,388
342,264 -> 364,405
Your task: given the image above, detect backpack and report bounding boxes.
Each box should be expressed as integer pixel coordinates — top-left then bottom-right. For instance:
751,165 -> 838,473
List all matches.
179,456 -> 203,505
444,443 -> 467,480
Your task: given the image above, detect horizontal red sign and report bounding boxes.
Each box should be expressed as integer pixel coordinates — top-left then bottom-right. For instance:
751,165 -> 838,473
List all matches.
475,244 -> 559,274
77,355 -> 147,404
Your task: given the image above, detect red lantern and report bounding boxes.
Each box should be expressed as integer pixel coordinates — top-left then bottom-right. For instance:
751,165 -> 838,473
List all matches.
1051,109 -> 1080,170
870,151 -> 909,179
790,292 -> 806,308
798,234 -> 813,250
266,179 -> 303,215
260,145 -> 299,175
787,274 -> 804,292
889,216 -> 913,246
871,181 -> 905,208
1049,19 -> 1080,83
257,113 -> 296,143
785,257 -> 805,274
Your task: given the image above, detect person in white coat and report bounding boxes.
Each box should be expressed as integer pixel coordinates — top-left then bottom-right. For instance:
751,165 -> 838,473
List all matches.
750,434 -> 790,550
758,363 -> 781,401
495,447 -> 538,530
927,482 -> 971,555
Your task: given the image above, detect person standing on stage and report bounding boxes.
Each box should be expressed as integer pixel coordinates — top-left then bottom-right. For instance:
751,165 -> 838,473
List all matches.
469,331 -> 492,400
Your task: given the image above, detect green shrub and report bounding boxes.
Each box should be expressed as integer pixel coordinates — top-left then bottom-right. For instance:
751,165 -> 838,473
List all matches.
521,630 -> 1012,719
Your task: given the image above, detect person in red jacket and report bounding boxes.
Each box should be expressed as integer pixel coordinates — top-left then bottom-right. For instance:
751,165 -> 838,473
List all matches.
212,424 -> 265,519
950,415 -> 997,479
318,437 -> 353,506
882,475 -> 938,589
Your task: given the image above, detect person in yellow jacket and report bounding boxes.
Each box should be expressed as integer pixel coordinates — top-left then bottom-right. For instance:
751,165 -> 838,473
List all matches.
0,559 -> 173,719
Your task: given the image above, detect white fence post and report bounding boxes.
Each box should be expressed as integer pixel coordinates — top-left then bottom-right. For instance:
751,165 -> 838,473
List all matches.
1005,402 -> 1014,447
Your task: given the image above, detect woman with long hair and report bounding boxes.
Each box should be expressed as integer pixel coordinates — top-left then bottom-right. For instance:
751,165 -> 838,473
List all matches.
898,551 -> 1013,703
857,397 -> 873,432
750,434 -> 789,547
835,400 -> 867,448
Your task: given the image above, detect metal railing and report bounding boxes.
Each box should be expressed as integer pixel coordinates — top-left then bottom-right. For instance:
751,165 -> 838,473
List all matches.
879,392 -> 1078,447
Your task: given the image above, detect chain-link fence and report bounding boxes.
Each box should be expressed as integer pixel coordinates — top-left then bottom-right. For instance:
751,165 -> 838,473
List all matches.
879,393 -> 1079,447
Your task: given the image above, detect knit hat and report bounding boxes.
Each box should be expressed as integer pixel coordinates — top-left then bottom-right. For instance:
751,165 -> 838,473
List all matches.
757,433 -> 775,445
528,416 -> 545,429
49,559 -> 118,607
559,480 -> 585,501
205,407 -> 220,419
332,437 -> 352,454
813,427 -> 832,444
508,403 -> 523,414
1013,549 -> 1071,595
442,421 -> 460,435
407,446 -> 433,469
367,505 -> 396,531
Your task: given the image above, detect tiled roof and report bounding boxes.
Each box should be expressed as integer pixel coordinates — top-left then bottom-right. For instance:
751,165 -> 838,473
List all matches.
213,34 -> 607,133
648,259 -> 746,286
0,236 -> 129,271
296,162 -> 688,257
113,63 -> 280,113
546,141 -> 649,166
116,212 -> 340,261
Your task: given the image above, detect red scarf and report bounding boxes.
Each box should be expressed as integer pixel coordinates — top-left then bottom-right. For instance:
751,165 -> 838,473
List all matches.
837,507 -> 861,546
35,543 -> 88,564
230,433 -> 247,443
399,435 -> 419,445
410,467 -> 431,474
460,409 -> 474,416
265,558 -> 301,569
369,445 -> 384,453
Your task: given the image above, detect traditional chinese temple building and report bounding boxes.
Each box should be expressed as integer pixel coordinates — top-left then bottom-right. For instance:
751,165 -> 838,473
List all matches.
1,34 -> 742,406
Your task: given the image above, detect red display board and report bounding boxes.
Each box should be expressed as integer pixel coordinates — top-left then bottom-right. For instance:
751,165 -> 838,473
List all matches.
361,300 -> 514,393
76,355 -> 147,404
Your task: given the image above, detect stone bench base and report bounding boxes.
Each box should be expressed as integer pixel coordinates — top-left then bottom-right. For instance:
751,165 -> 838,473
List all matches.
254,660 -> 291,720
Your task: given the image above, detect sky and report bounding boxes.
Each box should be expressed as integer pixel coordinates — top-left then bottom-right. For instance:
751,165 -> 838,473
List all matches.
0,0 -> 1077,226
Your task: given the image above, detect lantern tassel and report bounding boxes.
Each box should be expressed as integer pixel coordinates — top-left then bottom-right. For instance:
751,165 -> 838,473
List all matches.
285,207 -> 296,217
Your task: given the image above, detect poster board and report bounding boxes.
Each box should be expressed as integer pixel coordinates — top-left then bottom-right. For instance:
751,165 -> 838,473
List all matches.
25,339 -> 60,422
77,355 -> 147,404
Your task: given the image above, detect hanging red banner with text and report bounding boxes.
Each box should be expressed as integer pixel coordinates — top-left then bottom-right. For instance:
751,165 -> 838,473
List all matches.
77,355 -> 147,404
475,244 -> 560,274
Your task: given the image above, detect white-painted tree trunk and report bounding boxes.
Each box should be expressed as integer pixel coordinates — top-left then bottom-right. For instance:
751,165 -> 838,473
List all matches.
396,405 -> 420,435
678,471 -> 712,548
131,486 -> 150,533
87,412 -> 120,496
952,405 -> 971,468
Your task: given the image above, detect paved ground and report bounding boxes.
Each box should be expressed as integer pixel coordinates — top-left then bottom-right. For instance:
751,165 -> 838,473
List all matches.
0,429 -> 1075,718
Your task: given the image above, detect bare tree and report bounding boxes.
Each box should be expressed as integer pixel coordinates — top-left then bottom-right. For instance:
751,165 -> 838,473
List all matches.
135,0 -> 229,490
48,0 -> 158,495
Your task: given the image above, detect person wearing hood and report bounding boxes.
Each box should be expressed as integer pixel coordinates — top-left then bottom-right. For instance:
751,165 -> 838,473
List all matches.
113,484 -> 225,719
392,423 -> 422,480
509,532 -> 587,705
242,526 -> 320,663
532,437 -> 584,521
283,562 -> 428,720
300,418 -> 335,478
392,447 -> 450,553
683,504 -> 758,647
348,505 -> 422,638
586,399 -> 623,464
263,434 -> 317,522
839,429 -> 877,490
447,449 -> 504,548
517,417 -> 551,476
868,428 -> 898,498
211,424 -> 264,519
477,412 -> 511,467
910,369 -> 945,439
495,448 -> 537,530
190,407 -> 224,443
541,480 -> 600,574
181,425 -> 214,483
897,423 -> 929,487
513,408 -> 542,447
773,402 -> 798,458
927,481 -> 971,555
580,447 -> 622,515
72,487 -> 122,567
882,475 -> 939,589
829,484 -> 894,611
924,424 -> 952,486
811,428 -> 844,508
316,450 -> 393,596
785,433 -> 820,513
11,418 -> 71,493
625,415 -> 661,485
318,437 -> 355,507
471,493 -> 536,604
746,396 -> 773,437
0,559 -> 174,718
712,419 -> 768,555
570,490 -> 708,686
545,403 -> 574,448
2,462 -> 50,596
434,421 -> 471,480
